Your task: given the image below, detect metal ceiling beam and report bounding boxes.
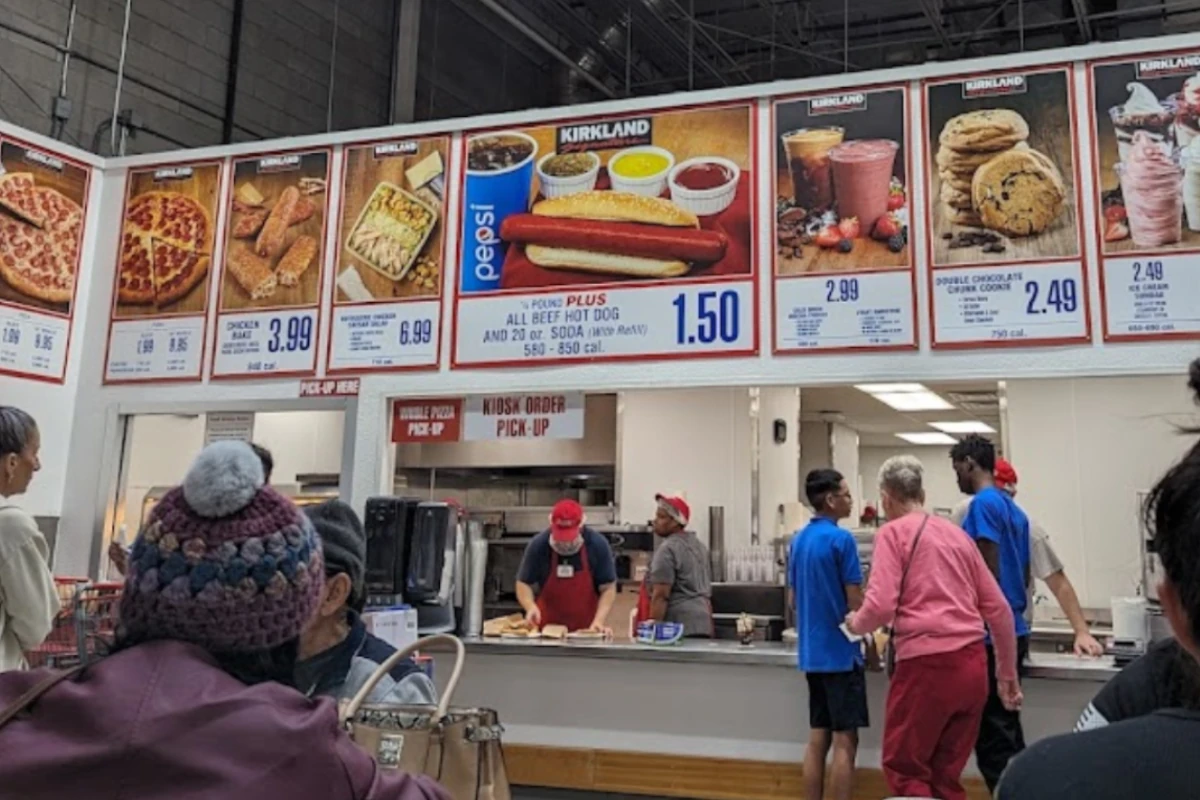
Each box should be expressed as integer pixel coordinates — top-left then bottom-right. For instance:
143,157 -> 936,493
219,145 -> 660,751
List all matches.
660,0 -> 754,83
634,0 -> 731,85
471,0 -> 618,98
1070,0 -> 1094,42
916,0 -> 957,52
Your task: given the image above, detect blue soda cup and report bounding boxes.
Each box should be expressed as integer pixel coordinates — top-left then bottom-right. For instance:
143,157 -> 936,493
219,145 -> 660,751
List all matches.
460,131 -> 539,294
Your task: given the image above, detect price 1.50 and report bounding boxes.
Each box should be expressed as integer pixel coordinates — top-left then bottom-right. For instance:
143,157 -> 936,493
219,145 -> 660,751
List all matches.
673,290 -> 740,346
1025,278 -> 1078,315
268,316 -> 314,353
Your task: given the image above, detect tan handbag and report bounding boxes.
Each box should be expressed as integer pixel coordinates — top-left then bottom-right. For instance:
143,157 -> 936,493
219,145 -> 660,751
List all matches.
340,634 -> 510,800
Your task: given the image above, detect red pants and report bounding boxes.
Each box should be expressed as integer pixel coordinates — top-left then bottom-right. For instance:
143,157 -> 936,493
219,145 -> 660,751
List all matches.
882,642 -> 988,800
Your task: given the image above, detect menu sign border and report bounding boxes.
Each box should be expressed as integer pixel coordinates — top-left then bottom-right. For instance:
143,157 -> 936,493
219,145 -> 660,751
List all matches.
1087,47 -> 1200,343
325,133 -> 453,376
0,133 -> 92,384
920,63 -> 1094,350
101,157 -> 225,385
449,98 -> 761,370
208,144 -> 333,382
769,80 -> 919,355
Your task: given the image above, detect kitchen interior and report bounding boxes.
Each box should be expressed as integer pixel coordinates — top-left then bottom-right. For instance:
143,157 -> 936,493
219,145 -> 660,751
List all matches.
106,372 -> 1195,662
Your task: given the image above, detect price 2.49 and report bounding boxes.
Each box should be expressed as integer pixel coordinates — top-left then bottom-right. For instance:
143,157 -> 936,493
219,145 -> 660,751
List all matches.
268,315 -> 313,353
673,290 -> 740,346
1133,260 -> 1165,282
1025,278 -> 1078,315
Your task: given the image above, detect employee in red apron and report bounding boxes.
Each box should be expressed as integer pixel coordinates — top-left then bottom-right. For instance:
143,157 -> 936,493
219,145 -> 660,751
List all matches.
516,499 -> 618,634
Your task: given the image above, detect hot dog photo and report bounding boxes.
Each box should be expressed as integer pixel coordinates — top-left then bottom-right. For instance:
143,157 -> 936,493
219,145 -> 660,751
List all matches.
458,104 -> 754,295
218,150 -> 330,312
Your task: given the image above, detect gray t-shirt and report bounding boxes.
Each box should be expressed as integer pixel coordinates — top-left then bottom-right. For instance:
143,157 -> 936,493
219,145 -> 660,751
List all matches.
649,531 -> 712,637
951,497 -> 1063,624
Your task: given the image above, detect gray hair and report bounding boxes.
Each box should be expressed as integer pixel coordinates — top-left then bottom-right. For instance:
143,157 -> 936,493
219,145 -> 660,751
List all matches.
879,455 -> 924,502
0,407 -> 37,458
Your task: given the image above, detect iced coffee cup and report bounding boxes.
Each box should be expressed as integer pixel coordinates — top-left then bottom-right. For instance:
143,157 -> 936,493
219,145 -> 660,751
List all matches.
781,127 -> 844,212
829,139 -> 900,232
1117,131 -> 1182,248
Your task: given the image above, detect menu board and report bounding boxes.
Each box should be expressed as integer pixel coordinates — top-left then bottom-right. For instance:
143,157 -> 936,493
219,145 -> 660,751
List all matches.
210,148 -> 330,379
451,102 -> 757,368
1091,50 -> 1200,340
923,67 -> 1091,347
328,136 -> 449,373
103,160 -> 222,383
772,85 -> 916,353
0,137 -> 90,382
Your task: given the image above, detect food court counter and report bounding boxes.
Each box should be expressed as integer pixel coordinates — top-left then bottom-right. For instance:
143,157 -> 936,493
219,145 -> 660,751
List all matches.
432,636 -> 1116,798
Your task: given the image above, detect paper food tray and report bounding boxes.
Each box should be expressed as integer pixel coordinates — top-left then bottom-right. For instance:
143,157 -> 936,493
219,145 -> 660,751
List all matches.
344,180 -> 438,282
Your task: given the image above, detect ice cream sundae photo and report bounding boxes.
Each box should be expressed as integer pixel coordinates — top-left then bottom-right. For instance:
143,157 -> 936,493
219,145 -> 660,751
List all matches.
1109,82 -> 1176,161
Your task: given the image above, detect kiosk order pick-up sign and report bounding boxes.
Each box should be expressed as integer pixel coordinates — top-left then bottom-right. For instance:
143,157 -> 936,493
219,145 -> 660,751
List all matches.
451,102 -> 759,368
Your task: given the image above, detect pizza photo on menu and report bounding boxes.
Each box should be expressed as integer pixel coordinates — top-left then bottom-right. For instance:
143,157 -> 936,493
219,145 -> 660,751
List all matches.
113,163 -> 220,318
0,141 -> 88,315
924,68 -> 1082,267
335,137 -> 448,304
218,150 -> 330,312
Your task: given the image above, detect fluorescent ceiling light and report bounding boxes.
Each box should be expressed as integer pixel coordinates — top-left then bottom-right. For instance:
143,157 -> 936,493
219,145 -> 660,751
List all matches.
855,383 -> 926,394
896,432 -> 958,445
930,421 -> 996,434
871,391 -> 954,411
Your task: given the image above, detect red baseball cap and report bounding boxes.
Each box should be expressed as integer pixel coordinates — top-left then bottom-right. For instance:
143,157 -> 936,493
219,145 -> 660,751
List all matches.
655,494 -> 690,527
550,499 -> 584,543
994,458 -> 1018,490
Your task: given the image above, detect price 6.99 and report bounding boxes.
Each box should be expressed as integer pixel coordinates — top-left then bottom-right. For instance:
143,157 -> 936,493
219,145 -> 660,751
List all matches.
673,290 -> 740,346
267,316 -> 313,353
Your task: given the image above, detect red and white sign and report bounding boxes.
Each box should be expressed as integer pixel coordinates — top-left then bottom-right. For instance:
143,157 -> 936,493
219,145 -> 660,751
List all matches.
391,399 -> 463,443
299,378 -> 360,397
463,393 -> 584,440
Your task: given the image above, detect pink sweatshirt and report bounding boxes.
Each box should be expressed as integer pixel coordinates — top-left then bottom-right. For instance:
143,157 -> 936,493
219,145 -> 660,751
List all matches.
850,511 -> 1018,681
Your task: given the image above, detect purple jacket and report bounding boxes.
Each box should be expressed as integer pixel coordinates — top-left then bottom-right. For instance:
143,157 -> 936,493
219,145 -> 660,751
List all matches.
0,640 -> 451,800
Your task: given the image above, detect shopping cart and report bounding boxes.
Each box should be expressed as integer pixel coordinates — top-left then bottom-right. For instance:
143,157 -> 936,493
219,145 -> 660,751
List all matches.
22,578 -> 123,669
73,582 -> 123,663
23,577 -> 89,669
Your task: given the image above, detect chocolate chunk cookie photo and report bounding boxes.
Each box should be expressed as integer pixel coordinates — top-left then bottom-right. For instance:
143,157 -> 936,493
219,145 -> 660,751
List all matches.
923,68 -> 1082,267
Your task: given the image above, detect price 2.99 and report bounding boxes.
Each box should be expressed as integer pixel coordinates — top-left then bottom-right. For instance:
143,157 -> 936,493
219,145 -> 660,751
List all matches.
267,315 -> 314,353
673,290 -> 740,346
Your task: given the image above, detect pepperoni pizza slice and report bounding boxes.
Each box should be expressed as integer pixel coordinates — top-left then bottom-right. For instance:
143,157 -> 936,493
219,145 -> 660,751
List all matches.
0,173 -> 46,228
117,191 -> 212,307
0,188 -> 82,306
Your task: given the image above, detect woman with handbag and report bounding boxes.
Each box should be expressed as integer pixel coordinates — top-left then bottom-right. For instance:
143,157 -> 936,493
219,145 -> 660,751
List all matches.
0,441 -> 450,800
845,455 -> 1022,800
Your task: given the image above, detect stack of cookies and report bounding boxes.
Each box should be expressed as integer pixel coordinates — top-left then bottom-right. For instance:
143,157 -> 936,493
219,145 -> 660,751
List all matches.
935,109 -> 1066,236
936,110 -> 1030,227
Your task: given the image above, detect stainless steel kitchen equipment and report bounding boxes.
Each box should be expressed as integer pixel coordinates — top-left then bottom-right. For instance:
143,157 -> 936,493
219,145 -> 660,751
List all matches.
709,506 -> 726,583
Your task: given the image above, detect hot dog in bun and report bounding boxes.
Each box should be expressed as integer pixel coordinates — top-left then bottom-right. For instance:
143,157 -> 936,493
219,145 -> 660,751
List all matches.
500,191 -> 728,279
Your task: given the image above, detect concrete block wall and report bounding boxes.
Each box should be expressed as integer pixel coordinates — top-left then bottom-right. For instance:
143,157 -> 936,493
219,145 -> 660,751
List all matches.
0,0 -> 560,155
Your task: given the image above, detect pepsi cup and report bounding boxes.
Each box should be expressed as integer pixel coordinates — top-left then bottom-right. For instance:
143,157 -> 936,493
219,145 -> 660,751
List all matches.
460,131 -> 538,294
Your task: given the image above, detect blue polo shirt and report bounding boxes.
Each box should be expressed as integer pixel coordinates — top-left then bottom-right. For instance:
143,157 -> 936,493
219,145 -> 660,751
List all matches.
961,486 -> 1031,637
788,517 -> 863,673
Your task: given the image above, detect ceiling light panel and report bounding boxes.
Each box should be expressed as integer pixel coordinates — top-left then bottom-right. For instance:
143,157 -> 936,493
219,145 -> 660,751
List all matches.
896,432 -> 958,445
930,421 -> 996,434
871,391 -> 954,411
855,383 -> 927,394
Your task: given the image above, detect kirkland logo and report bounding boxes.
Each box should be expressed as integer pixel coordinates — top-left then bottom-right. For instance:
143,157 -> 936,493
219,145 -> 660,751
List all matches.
962,75 -> 1027,99
1136,54 -> 1200,78
809,93 -> 868,115
257,154 -> 301,172
374,141 -> 419,158
24,149 -> 64,172
556,117 -> 652,153
153,166 -> 194,181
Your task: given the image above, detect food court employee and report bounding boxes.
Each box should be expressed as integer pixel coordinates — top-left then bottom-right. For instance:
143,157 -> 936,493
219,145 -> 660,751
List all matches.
516,499 -> 618,633
639,494 -> 714,638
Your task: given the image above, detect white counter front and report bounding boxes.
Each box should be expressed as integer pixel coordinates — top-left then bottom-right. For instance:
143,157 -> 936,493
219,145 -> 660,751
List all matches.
437,638 -> 1112,771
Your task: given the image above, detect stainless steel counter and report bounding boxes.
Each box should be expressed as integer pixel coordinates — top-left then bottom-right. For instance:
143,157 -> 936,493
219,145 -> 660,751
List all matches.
460,636 -> 1119,682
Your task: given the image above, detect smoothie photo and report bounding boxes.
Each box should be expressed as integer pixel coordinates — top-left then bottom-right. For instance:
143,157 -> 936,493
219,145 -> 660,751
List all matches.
830,139 -> 899,233
773,89 -> 910,277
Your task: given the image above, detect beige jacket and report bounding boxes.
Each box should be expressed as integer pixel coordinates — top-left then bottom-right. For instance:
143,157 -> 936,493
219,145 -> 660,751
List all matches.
0,504 -> 58,671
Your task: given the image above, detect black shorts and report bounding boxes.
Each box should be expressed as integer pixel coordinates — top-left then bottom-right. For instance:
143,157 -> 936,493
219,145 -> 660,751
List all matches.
806,667 -> 869,732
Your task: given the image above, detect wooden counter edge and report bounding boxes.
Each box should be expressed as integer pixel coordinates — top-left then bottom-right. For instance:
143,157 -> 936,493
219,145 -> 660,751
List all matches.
503,743 -> 990,800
